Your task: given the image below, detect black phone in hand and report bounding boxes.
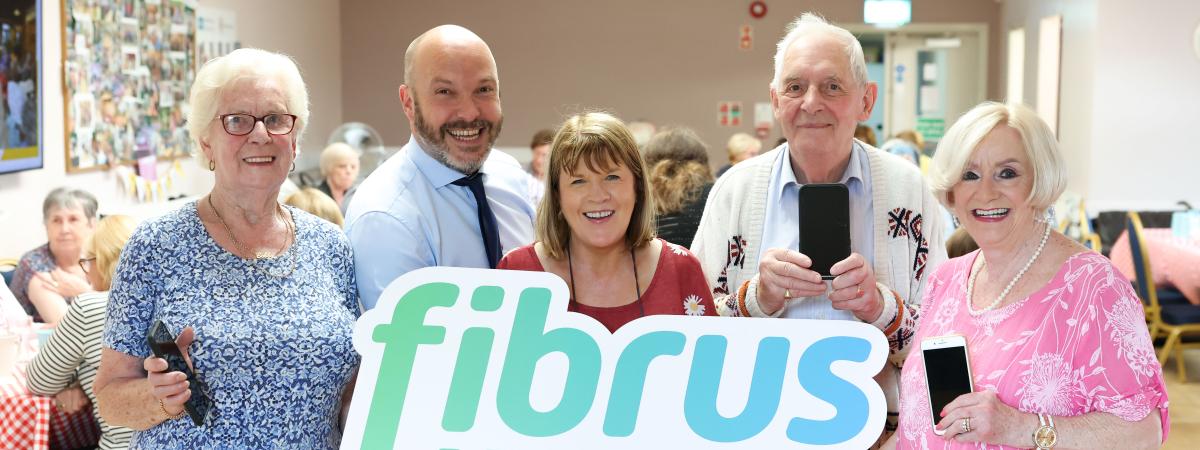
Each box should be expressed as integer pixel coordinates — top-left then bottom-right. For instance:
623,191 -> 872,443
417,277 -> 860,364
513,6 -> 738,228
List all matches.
799,183 -> 851,280
147,320 -> 212,426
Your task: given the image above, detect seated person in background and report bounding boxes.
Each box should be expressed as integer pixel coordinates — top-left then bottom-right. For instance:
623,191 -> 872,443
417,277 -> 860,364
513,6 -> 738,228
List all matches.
525,129 -> 555,206
715,132 -> 762,178
13,187 -> 98,324
887,102 -> 1167,449
855,123 -> 878,147
642,127 -> 714,247
945,227 -> 979,259
881,129 -> 930,175
285,187 -> 345,227
27,215 -> 136,450
316,142 -> 360,208
499,112 -> 716,333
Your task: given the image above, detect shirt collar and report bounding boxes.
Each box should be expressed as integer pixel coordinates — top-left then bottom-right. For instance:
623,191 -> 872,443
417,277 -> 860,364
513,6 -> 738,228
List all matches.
777,141 -> 865,193
407,135 -> 485,188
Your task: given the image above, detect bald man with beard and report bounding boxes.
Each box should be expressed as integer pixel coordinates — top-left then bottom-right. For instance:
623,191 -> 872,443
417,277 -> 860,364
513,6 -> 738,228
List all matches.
345,25 -> 536,310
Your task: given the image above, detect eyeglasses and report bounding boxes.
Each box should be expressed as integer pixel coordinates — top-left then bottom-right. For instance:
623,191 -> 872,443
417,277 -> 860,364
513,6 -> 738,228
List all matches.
78,256 -> 96,275
217,113 -> 298,136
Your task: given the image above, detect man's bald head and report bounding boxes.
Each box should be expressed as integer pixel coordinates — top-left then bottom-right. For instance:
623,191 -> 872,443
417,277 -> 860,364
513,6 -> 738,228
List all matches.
404,25 -> 496,86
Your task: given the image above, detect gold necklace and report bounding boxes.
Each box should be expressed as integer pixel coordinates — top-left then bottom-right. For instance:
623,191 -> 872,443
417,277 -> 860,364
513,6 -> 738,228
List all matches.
207,195 -> 297,279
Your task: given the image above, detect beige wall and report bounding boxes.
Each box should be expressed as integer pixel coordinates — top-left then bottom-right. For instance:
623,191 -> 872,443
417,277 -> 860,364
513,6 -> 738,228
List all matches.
1003,0 -> 1200,212
0,0 -> 341,258
340,0 -> 1001,168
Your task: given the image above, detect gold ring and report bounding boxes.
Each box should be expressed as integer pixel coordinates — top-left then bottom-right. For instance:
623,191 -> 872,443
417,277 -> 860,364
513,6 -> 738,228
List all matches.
961,417 -> 972,433
784,289 -> 792,299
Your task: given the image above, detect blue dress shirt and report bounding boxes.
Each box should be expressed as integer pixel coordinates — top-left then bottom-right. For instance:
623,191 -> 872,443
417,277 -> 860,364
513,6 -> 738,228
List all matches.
758,142 -> 874,320
344,138 -> 536,310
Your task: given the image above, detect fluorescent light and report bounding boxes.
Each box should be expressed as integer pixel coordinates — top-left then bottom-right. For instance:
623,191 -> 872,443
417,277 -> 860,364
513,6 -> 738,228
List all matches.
864,0 -> 912,27
925,37 -> 962,48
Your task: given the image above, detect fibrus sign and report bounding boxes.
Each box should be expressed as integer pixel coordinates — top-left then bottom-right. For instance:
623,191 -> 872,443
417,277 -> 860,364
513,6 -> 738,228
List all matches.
341,267 -> 888,449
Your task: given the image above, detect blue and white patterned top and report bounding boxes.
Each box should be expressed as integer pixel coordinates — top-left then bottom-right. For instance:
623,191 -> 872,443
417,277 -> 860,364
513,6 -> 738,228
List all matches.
103,202 -> 360,449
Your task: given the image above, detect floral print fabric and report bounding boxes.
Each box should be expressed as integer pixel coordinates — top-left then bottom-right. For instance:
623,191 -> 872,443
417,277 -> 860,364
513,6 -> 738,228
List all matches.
897,251 -> 1168,449
103,202 -> 360,449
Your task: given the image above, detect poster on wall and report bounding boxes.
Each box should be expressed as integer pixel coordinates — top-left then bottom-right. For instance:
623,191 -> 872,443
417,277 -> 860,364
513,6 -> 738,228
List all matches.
196,6 -> 237,64
0,0 -> 43,175
62,0 -> 197,173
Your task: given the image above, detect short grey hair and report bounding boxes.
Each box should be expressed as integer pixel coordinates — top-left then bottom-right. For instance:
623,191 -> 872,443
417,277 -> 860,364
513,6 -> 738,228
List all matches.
186,48 -> 311,168
42,187 -> 98,222
772,13 -> 869,90
930,102 -> 1067,212
319,142 -> 359,177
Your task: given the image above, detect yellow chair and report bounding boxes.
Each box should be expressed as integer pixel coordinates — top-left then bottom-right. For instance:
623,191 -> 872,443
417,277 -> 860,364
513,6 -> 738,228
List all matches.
0,258 -> 18,288
1128,212 -> 1200,381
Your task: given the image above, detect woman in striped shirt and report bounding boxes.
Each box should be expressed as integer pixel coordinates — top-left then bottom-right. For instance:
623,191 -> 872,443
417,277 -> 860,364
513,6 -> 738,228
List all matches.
27,215 -> 136,449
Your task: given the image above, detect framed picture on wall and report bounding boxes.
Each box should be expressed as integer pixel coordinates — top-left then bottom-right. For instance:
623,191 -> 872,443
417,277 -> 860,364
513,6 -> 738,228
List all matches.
0,0 -> 44,175
61,0 -> 196,173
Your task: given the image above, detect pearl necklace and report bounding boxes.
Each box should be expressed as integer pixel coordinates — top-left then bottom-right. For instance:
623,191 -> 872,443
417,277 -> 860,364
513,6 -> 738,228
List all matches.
966,222 -> 1051,316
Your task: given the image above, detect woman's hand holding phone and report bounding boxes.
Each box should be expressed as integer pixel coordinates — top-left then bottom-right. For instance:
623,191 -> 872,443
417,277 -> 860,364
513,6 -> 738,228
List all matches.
144,326 -> 195,418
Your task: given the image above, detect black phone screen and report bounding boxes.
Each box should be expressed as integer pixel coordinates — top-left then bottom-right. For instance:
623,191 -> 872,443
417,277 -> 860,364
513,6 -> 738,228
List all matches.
148,320 -> 212,426
923,346 -> 972,423
799,183 -> 851,279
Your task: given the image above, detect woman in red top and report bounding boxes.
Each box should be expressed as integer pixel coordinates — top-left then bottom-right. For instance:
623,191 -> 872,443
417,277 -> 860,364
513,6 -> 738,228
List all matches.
498,112 -> 716,332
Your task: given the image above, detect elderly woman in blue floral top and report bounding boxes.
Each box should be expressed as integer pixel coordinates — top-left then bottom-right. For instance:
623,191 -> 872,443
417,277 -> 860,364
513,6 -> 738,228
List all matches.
94,48 -> 360,449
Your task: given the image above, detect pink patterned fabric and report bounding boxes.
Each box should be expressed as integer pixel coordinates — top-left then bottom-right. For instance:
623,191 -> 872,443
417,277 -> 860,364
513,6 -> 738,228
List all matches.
1108,228 -> 1200,305
897,251 -> 1169,449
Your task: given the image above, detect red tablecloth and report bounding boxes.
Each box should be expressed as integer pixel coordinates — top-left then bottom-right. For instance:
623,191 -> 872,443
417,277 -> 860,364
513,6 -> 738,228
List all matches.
0,338 -> 101,450
1109,228 -> 1200,305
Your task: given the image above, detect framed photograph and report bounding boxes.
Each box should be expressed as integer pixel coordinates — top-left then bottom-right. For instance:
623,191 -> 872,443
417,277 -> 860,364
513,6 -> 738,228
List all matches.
62,0 -> 196,173
0,0 -> 44,175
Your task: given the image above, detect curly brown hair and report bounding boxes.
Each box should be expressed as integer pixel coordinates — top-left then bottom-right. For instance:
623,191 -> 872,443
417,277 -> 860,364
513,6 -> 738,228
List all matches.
643,128 -> 714,215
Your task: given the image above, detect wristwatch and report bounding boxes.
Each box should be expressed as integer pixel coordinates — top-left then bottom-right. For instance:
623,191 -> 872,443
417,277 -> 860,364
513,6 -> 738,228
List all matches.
1033,413 -> 1057,449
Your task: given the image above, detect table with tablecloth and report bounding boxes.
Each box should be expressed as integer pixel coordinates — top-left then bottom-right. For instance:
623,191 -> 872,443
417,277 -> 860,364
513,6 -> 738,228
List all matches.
1108,228 -> 1200,305
0,329 -> 101,450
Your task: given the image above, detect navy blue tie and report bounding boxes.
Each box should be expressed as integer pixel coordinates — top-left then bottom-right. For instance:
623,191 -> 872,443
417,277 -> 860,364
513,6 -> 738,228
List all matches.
452,173 -> 501,268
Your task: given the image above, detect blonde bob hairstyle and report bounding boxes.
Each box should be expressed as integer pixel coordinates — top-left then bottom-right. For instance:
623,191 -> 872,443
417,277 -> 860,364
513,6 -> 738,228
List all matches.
87,215 -> 137,291
187,48 -> 311,169
285,188 -> 345,227
536,112 -> 656,260
930,102 -> 1066,213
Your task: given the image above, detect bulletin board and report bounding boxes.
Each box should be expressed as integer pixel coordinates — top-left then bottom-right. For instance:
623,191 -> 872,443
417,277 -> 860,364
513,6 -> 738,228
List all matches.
61,0 -> 196,173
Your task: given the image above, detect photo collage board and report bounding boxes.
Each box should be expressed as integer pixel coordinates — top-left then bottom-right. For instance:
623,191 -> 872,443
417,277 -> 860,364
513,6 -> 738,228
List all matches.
63,0 -> 196,172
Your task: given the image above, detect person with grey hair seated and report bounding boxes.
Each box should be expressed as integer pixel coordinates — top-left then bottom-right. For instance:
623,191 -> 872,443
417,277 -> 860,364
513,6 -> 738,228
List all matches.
316,142 -> 360,208
12,187 -> 98,324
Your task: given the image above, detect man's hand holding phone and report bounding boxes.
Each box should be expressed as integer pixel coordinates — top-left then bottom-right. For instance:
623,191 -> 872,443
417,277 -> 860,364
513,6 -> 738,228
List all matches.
756,248 -> 831,315
828,252 -> 883,323
145,325 -> 195,421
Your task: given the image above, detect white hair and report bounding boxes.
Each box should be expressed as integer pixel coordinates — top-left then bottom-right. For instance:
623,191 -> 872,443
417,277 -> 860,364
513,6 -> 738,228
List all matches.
930,102 -> 1067,212
319,142 -> 359,177
771,13 -> 869,90
187,48 -> 310,168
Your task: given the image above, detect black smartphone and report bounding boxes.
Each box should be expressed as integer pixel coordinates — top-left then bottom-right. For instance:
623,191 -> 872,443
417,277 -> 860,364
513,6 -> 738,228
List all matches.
921,335 -> 974,435
798,183 -> 851,280
147,320 -> 212,426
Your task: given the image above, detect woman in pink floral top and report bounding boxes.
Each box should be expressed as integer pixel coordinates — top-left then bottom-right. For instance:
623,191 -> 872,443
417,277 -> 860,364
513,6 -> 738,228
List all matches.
887,103 -> 1167,449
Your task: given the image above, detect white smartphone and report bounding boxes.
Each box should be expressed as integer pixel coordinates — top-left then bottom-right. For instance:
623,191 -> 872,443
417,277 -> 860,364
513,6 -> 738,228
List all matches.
921,334 -> 974,436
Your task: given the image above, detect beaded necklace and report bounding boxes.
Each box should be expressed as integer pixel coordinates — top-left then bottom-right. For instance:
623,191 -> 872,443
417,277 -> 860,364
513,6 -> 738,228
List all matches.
965,222 -> 1051,316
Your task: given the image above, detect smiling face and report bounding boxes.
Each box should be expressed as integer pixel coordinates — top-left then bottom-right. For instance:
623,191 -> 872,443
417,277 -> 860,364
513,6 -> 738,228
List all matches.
948,125 -> 1040,251
771,32 -> 875,158
401,33 -> 502,174
200,76 -> 297,193
558,159 -> 638,252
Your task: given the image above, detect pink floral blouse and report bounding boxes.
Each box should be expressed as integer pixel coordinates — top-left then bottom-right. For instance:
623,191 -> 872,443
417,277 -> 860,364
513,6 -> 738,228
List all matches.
897,251 -> 1169,449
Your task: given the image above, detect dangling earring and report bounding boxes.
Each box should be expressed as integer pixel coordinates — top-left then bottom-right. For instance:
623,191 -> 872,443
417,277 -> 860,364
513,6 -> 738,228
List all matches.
209,160 -> 215,171
290,161 -> 296,173
1042,206 -> 1056,224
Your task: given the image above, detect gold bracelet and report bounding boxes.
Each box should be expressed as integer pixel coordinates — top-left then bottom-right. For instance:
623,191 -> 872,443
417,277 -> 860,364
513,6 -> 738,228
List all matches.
159,399 -> 187,420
